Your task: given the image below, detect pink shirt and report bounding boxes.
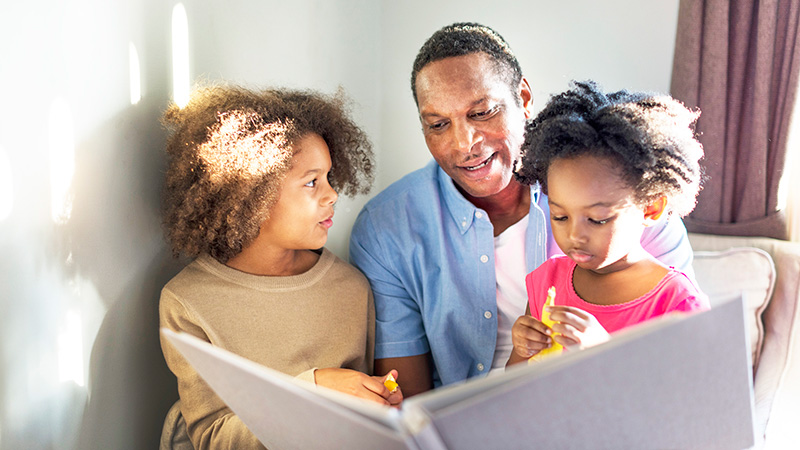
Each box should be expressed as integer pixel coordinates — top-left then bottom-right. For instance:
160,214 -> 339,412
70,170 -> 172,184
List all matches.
526,255 -> 710,333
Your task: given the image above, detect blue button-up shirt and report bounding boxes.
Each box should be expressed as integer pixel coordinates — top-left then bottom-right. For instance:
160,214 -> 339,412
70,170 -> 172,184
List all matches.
349,160 -> 693,387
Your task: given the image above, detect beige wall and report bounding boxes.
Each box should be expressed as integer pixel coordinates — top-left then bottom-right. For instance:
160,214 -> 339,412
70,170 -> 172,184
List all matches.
0,1 -> 677,448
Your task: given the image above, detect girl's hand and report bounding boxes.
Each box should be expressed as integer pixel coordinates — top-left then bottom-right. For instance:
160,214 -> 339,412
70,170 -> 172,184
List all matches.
506,314 -> 553,366
314,368 -> 403,406
546,305 -> 610,349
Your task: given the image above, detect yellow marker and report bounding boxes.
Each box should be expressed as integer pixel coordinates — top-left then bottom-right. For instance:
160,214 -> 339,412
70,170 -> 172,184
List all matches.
529,286 -> 563,363
383,373 -> 399,393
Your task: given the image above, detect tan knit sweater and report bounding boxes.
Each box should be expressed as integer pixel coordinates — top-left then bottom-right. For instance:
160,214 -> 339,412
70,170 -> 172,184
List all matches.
160,248 -> 374,449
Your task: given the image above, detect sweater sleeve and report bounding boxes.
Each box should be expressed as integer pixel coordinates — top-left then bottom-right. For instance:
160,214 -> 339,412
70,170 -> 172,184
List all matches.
159,289 -> 266,450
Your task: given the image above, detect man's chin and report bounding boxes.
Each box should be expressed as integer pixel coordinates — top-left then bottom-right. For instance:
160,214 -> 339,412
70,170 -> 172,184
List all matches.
454,177 -> 509,200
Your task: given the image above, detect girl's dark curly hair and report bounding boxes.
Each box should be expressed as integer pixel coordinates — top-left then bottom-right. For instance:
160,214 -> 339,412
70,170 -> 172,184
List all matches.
162,84 -> 373,263
516,80 -> 704,217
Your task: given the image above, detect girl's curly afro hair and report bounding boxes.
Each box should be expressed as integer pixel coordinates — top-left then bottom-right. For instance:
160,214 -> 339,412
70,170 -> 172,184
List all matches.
162,84 -> 373,263
516,80 -> 704,217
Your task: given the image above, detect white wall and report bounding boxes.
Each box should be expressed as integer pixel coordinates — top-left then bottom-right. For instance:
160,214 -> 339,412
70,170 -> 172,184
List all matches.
0,1 -> 677,448
377,0 -> 681,190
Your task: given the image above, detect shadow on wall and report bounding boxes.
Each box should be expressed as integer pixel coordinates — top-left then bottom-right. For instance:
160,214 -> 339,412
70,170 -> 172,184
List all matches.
58,94 -> 185,450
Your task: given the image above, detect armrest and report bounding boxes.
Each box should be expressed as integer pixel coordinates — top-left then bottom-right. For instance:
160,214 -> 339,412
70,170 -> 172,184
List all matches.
688,233 -> 800,448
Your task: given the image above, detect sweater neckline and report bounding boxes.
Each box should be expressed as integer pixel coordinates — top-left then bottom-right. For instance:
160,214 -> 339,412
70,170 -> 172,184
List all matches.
195,248 -> 335,291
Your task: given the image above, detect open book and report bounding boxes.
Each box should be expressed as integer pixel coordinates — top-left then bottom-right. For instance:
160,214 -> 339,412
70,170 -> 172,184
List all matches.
162,296 -> 756,450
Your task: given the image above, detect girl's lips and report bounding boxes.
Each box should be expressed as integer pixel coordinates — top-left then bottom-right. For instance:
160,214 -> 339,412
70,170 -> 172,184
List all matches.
320,217 -> 333,229
568,250 -> 593,263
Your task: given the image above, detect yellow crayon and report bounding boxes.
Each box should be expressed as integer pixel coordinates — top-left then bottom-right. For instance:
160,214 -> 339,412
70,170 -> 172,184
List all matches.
383,373 -> 399,393
529,286 -> 563,363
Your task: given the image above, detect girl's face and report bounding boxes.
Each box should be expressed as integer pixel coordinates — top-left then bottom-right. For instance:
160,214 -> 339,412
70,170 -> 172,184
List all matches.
547,154 -> 652,274
260,133 -> 338,252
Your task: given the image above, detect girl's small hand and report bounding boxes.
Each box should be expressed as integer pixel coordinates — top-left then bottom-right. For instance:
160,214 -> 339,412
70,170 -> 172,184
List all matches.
314,368 -> 403,406
507,314 -> 553,366
546,305 -> 610,349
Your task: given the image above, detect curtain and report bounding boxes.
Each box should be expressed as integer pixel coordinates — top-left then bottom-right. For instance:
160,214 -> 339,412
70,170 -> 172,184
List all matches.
671,0 -> 800,240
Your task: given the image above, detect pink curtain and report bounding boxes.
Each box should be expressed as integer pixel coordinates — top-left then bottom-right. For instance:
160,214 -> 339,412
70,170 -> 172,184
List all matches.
671,0 -> 800,239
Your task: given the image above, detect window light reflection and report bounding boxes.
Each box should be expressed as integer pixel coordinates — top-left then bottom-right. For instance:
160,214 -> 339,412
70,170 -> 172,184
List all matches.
129,42 -> 141,105
0,145 -> 12,222
48,98 -> 75,224
58,311 -> 85,387
172,3 -> 190,108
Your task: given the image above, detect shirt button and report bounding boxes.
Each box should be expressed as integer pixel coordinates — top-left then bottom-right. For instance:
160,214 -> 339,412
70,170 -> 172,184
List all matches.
480,255 -> 489,263
484,310 -> 492,319
475,212 -> 483,219
461,221 -> 467,227
477,363 -> 485,371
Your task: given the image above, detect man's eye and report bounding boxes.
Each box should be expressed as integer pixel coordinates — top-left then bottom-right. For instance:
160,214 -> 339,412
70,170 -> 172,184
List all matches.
428,121 -> 448,131
305,179 -> 316,187
472,106 -> 498,119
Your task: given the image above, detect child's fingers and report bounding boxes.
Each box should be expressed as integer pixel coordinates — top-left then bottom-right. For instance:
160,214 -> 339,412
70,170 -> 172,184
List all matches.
511,315 -> 552,357
546,305 -> 590,331
361,375 -> 393,401
546,306 -> 610,349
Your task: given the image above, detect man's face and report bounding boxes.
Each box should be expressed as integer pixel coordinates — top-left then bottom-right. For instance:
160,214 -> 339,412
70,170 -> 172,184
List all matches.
415,53 -> 533,200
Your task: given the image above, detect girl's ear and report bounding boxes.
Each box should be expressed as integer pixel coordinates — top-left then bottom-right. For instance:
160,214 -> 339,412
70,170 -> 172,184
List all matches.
643,196 -> 668,225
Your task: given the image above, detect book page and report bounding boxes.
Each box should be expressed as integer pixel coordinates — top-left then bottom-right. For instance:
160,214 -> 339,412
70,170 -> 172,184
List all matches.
409,296 -> 756,450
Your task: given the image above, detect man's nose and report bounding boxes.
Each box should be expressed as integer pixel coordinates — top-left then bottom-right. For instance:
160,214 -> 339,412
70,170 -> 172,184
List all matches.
450,120 -> 481,153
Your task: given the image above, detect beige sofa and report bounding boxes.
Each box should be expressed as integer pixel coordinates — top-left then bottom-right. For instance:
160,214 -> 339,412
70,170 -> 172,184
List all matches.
688,233 -> 800,449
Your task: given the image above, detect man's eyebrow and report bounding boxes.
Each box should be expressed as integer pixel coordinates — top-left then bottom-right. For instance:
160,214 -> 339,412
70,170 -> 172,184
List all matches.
419,97 -> 490,119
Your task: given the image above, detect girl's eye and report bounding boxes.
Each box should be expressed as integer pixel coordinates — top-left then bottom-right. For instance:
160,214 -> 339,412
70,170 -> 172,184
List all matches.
304,179 -> 316,187
551,215 -> 567,222
589,217 -> 612,225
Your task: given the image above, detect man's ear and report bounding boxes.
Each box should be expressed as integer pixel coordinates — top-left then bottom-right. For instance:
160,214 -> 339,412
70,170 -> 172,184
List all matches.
519,77 -> 534,119
643,196 -> 668,225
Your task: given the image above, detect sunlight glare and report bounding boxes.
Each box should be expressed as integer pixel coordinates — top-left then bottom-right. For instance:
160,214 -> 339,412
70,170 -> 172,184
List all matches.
129,42 -> 141,105
172,3 -> 190,108
48,98 -> 75,224
57,311 -> 85,387
0,145 -> 12,222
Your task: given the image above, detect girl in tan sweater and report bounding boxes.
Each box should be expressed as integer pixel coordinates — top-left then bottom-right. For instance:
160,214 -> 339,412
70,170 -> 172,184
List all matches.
158,85 -> 401,449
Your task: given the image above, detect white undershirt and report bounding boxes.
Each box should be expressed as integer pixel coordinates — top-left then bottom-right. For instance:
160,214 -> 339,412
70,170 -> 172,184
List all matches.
490,214 -> 529,371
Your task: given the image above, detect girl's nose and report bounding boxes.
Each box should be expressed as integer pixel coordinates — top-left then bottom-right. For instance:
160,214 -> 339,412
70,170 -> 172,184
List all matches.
323,183 -> 338,206
569,222 -> 588,243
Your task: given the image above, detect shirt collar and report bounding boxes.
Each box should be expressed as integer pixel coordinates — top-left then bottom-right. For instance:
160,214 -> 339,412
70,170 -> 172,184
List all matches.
435,161 -> 542,235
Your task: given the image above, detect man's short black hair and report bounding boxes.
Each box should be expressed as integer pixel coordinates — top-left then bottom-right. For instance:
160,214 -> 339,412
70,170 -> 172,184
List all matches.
411,22 -> 523,105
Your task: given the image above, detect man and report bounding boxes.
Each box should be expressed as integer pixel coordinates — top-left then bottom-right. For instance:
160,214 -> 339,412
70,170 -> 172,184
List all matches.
349,22 -> 693,396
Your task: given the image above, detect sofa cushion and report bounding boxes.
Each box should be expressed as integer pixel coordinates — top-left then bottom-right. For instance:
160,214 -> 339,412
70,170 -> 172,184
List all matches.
692,247 -> 775,368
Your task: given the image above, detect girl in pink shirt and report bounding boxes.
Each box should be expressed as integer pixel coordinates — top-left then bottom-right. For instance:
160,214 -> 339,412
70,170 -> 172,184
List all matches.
507,81 -> 709,366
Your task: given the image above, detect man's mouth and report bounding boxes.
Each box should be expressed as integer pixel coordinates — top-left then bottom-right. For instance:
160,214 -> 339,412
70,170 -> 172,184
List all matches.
463,154 -> 494,171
